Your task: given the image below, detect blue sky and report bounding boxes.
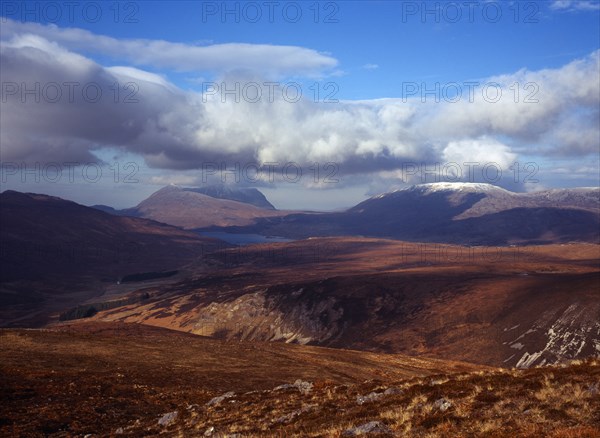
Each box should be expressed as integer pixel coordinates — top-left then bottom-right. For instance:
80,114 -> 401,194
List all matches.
1,1 -> 599,209
8,1 -> 599,97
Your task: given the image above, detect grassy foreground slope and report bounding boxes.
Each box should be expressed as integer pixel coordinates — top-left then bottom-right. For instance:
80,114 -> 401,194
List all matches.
1,322 -> 598,437
0,322 -> 478,437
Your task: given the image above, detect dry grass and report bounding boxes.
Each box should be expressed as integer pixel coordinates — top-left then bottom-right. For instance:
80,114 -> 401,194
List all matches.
1,324 -> 598,437
179,357 -> 599,437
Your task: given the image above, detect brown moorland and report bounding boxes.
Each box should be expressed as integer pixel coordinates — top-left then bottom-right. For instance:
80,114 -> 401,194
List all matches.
82,237 -> 600,368
0,322 -> 597,437
0,321 -> 482,437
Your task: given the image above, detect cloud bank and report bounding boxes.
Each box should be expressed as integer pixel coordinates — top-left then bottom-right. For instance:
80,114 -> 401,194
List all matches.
1,20 -> 599,190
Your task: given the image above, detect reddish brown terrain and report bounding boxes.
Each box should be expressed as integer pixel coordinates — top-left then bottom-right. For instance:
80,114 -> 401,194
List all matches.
0,322 -> 482,437
1,187 -> 599,437
75,237 -> 600,368
1,322 -> 598,437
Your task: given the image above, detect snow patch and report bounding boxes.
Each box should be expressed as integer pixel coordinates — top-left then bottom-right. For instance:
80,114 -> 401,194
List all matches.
515,303 -> 600,368
417,182 -> 511,193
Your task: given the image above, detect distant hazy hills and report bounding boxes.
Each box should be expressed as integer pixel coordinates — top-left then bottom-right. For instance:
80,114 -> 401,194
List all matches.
90,182 -> 600,245
214,183 -> 600,245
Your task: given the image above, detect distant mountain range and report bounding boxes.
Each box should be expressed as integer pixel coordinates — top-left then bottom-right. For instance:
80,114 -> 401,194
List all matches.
207,183 -> 600,245
90,183 -> 600,245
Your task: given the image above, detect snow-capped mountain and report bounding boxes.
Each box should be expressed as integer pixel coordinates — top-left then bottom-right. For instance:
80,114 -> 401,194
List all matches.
217,183 -> 600,245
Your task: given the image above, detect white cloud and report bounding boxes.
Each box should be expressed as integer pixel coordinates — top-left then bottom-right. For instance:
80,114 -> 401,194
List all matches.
362,63 -> 379,70
442,138 -> 517,170
426,50 -> 600,154
105,67 -> 175,90
550,0 -> 600,11
0,19 -> 338,77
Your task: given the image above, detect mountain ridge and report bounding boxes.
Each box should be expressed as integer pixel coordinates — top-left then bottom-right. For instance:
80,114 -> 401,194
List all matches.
206,183 -> 600,245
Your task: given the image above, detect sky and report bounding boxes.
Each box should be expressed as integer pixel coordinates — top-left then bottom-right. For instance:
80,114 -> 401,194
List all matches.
0,0 -> 599,210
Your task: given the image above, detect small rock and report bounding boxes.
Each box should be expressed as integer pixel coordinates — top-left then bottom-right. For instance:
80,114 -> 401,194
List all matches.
204,426 -> 215,436
356,391 -> 383,405
187,403 -> 200,410
158,411 -> 178,426
383,387 -> 403,396
342,421 -> 392,436
274,404 -> 318,423
273,383 -> 295,391
294,379 -> 313,395
274,380 -> 313,395
275,411 -> 300,424
115,427 -> 124,434
433,398 -> 452,412
206,391 -> 235,406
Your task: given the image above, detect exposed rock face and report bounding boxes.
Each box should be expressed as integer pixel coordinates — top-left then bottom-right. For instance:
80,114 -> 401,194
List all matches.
356,391 -> 384,405
206,392 -> 235,406
89,238 -> 599,369
187,274 -> 600,368
274,380 -> 313,395
191,289 -> 345,345
433,398 -> 452,412
509,301 -> 600,368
